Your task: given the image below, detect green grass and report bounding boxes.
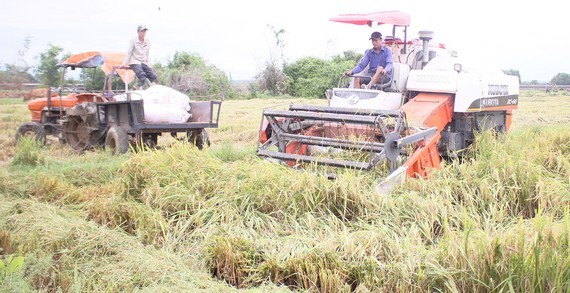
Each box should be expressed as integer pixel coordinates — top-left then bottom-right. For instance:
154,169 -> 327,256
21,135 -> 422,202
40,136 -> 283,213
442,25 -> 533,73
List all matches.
0,98 -> 25,105
0,94 -> 569,291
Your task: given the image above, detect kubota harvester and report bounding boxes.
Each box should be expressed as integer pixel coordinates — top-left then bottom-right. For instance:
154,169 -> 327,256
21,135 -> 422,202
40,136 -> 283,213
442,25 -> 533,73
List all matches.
257,11 -> 519,191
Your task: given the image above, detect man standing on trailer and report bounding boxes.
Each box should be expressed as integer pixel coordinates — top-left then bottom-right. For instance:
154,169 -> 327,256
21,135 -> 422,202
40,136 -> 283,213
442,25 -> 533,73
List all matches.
122,25 -> 158,90
345,31 -> 393,90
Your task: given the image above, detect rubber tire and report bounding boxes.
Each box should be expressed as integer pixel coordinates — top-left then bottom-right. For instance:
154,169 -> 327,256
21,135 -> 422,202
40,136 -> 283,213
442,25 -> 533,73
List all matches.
187,129 -> 210,150
200,129 -> 211,149
105,126 -> 129,154
15,122 -> 46,145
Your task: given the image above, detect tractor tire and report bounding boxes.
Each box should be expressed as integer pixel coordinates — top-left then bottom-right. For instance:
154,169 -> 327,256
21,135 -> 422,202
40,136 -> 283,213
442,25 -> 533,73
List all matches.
63,115 -> 98,152
105,126 -> 129,154
187,129 -> 210,150
15,122 -> 46,145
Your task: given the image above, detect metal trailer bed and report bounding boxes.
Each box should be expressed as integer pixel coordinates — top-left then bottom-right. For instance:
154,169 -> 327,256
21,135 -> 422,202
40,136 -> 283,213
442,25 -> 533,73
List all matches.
96,98 -> 222,152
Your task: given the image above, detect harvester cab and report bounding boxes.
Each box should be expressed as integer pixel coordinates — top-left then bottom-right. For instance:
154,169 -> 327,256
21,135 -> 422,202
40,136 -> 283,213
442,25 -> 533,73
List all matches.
257,11 -> 519,192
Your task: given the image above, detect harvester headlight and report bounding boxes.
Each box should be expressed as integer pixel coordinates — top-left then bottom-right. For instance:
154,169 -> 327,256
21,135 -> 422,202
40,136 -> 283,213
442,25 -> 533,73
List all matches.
454,63 -> 462,73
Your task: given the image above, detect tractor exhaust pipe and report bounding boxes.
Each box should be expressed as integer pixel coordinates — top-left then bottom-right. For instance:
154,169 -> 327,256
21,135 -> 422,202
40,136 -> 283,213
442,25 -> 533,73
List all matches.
418,31 -> 434,68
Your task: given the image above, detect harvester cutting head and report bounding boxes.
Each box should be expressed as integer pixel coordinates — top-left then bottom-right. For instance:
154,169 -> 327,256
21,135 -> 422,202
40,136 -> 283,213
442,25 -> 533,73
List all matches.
257,104 -> 437,176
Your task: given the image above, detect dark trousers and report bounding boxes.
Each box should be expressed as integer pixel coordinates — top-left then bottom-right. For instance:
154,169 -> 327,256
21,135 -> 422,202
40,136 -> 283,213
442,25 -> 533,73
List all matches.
130,63 -> 157,83
358,70 -> 391,85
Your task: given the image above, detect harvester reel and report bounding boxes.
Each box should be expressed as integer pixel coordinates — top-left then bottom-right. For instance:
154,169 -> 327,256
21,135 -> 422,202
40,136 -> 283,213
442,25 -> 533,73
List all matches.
257,104 -> 441,180
382,131 -> 403,171
257,104 -> 412,171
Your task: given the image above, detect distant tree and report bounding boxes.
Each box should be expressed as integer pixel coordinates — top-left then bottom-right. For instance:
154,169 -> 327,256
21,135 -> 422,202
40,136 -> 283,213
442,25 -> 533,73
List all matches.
529,80 -> 539,85
257,61 -> 287,95
17,34 -> 32,68
332,50 -> 362,64
283,57 -> 328,97
0,64 -> 35,87
502,69 -> 521,83
0,35 -> 35,88
283,53 -> 356,98
156,51 -> 231,97
550,73 -> 570,85
36,44 -> 64,87
80,67 -> 125,92
254,25 -> 288,96
166,52 -> 207,70
267,25 -> 286,66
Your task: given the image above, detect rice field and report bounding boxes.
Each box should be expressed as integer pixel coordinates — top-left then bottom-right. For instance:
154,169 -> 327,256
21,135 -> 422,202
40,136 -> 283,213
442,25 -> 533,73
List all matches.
0,90 -> 569,292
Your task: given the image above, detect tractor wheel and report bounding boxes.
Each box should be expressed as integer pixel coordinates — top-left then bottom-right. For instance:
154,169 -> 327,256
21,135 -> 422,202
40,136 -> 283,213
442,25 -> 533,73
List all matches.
105,126 -> 129,154
63,116 -> 98,152
187,129 -> 210,150
15,122 -> 46,145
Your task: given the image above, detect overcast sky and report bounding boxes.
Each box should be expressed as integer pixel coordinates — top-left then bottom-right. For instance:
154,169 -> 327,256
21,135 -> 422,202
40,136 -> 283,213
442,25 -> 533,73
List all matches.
1,0 -> 567,82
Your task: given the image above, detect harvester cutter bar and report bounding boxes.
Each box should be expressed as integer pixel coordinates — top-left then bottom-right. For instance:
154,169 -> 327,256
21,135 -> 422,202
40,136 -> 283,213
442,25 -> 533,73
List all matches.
258,149 -> 382,170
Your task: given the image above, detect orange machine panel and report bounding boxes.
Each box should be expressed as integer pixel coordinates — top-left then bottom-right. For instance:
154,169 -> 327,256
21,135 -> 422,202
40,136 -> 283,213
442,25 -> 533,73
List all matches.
399,93 -> 455,178
400,93 -> 454,131
28,95 -> 78,122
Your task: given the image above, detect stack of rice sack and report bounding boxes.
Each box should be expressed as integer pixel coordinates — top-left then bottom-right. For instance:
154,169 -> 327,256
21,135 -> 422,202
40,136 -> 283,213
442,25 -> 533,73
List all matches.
114,85 -> 191,123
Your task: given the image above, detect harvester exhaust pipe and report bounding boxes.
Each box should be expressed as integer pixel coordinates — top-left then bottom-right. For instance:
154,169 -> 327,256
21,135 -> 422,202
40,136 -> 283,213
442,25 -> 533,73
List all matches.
418,31 -> 434,68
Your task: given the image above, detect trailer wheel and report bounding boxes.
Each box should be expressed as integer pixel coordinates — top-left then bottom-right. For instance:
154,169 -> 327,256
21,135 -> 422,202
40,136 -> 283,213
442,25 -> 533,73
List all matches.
187,129 -> 210,150
15,122 -> 46,145
141,134 -> 158,149
105,126 -> 129,154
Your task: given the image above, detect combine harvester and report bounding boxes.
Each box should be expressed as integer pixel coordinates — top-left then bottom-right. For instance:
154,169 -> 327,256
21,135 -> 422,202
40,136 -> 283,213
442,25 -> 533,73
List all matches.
257,11 -> 519,192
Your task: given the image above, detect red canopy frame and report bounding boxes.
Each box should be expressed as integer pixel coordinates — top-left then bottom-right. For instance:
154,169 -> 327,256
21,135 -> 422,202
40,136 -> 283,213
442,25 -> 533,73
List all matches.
329,11 -> 410,27
329,11 -> 411,54
58,52 -> 134,84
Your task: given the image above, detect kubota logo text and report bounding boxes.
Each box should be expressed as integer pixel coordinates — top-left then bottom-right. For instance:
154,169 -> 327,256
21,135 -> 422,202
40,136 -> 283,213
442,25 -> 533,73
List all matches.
487,84 -> 509,96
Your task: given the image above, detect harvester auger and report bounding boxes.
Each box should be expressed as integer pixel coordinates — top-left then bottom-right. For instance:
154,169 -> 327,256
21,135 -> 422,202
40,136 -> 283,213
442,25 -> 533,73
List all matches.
256,11 -> 519,192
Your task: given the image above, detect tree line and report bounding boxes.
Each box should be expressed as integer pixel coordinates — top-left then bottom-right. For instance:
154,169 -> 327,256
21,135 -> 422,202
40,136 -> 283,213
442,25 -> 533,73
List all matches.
1,42 -> 569,99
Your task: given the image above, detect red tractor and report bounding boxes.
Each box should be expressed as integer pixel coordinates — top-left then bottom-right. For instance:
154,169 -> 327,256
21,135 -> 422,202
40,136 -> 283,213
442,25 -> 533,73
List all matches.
16,52 -> 222,152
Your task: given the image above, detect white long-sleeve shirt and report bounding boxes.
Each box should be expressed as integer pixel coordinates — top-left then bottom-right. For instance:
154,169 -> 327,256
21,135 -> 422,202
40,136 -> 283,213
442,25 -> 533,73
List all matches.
123,37 -> 151,65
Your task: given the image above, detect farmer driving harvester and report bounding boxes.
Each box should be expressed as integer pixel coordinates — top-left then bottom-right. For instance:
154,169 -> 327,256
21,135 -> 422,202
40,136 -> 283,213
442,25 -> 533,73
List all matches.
344,31 -> 394,90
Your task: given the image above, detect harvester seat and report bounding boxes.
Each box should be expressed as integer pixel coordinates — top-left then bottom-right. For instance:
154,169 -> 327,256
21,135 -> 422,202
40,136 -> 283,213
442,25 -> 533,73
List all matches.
389,63 -> 411,92
368,63 -> 411,92
350,66 -> 392,91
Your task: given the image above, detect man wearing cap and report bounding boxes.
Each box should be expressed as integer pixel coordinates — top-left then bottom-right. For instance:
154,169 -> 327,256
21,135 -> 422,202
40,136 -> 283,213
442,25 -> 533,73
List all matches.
122,25 -> 158,89
345,31 -> 393,90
